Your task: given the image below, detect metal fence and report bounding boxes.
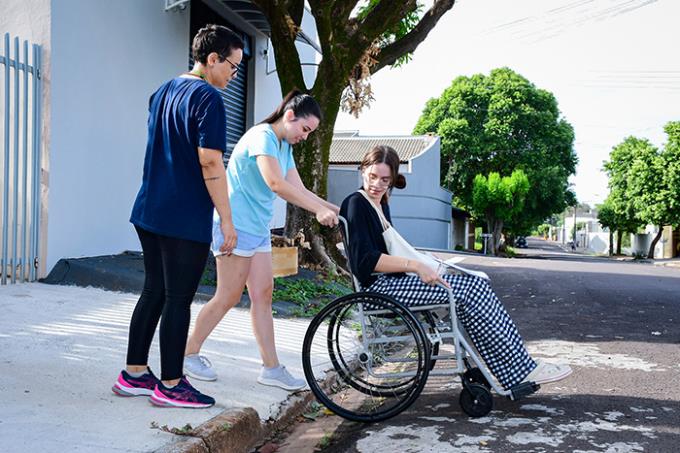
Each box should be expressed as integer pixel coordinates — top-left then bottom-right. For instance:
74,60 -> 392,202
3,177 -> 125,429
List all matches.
0,32 -> 43,284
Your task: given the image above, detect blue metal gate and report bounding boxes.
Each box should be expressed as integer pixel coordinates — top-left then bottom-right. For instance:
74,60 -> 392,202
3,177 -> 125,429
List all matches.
0,32 -> 43,284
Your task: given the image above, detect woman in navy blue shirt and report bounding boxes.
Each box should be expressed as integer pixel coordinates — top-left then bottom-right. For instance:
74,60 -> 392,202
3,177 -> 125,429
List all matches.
112,25 -> 243,408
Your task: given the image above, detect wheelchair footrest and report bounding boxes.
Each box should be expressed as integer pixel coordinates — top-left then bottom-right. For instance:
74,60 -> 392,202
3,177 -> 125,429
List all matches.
509,381 -> 540,400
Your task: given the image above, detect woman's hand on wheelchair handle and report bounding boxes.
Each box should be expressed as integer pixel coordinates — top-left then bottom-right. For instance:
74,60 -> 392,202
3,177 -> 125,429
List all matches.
316,207 -> 339,227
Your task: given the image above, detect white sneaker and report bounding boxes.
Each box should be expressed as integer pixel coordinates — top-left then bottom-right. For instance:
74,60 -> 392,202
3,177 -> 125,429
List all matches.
257,365 -> 307,391
523,360 -> 572,385
184,354 -> 217,381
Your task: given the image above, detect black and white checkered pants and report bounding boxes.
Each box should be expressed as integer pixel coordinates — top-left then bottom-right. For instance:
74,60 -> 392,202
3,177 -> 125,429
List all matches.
366,273 -> 537,389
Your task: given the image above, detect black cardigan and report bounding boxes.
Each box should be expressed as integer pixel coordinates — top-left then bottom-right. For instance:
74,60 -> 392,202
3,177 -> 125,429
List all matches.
340,191 -> 404,288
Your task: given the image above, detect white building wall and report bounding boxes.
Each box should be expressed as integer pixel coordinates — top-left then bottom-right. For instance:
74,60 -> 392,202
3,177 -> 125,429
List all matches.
13,0 -> 320,273
46,0 -> 190,272
0,0 -> 51,51
1,0 -> 52,275
632,225 -> 671,258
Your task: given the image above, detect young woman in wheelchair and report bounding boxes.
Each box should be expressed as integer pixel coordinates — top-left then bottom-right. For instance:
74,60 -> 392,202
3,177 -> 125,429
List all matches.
339,145 -> 572,391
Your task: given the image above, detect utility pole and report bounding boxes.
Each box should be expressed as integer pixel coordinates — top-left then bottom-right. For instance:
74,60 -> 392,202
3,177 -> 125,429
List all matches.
572,206 -> 577,247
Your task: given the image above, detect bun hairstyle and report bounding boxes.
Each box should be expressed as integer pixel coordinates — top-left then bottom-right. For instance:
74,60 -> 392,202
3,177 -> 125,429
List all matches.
394,173 -> 407,190
360,145 -> 407,203
260,89 -> 322,125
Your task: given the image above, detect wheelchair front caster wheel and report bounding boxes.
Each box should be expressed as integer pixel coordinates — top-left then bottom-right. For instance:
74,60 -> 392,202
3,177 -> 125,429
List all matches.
462,368 -> 490,389
459,383 -> 493,417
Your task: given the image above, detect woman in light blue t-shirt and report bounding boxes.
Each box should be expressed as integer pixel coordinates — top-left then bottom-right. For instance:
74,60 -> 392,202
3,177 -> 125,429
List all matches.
184,90 -> 339,390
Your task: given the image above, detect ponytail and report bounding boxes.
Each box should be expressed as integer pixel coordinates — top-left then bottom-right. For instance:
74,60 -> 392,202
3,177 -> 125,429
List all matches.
260,89 -> 322,124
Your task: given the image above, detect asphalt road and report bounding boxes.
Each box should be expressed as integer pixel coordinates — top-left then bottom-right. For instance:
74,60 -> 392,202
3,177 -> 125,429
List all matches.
277,239 -> 680,453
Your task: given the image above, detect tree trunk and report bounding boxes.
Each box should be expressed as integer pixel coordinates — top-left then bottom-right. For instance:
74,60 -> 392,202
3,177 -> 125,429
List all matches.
254,0 -> 458,272
608,230 -> 613,256
647,225 -> 664,259
486,217 -> 503,255
616,230 -> 623,255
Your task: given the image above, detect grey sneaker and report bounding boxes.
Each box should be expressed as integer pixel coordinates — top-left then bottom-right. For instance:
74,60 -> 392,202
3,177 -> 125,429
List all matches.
257,365 -> 307,391
523,360 -> 572,385
184,354 -> 217,381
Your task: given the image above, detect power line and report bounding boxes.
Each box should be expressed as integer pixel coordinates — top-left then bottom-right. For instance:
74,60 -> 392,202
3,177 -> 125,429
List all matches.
481,0 -> 661,44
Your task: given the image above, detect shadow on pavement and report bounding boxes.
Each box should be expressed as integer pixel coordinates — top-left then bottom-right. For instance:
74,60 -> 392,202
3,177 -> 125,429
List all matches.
323,390 -> 680,453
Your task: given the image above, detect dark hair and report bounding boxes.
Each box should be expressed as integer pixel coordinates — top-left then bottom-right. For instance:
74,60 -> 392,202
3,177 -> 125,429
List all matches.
360,145 -> 407,203
260,89 -> 323,124
192,24 -> 244,64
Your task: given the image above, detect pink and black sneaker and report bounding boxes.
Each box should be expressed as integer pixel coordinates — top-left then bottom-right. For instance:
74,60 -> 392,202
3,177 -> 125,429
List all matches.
149,377 -> 215,408
112,368 -> 160,397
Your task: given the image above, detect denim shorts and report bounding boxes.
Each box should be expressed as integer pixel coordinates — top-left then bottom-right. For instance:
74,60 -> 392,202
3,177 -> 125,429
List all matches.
211,226 -> 271,257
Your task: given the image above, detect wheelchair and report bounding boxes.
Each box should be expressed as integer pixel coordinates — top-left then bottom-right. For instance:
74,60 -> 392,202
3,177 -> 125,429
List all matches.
301,217 -> 539,423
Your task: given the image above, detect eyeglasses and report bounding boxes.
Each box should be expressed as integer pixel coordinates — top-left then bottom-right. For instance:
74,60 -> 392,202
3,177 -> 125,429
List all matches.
221,55 -> 240,75
366,173 -> 392,187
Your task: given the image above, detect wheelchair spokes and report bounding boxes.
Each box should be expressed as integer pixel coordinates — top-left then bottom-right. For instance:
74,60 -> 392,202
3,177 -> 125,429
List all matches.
302,292 -> 430,422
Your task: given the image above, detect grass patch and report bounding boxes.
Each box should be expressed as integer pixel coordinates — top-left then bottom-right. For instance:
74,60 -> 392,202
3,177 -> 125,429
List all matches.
150,421 -> 195,436
275,275 -> 352,318
317,432 -> 334,450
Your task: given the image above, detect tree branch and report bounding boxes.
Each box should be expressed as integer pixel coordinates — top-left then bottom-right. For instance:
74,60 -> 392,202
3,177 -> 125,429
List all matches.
285,0 -> 305,27
372,0 -> 456,74
307,2 -> 357,94
252,0 -> 307,92
331,0 -> 360,24
358,0 -> 417,43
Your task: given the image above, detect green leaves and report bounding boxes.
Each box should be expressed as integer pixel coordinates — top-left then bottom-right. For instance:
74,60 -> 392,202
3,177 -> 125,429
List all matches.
470,170 -> 530,254
602,122 -> 680,257
471,170 -> 530,223
663,121 -> 680,218
414,67 -> 576,237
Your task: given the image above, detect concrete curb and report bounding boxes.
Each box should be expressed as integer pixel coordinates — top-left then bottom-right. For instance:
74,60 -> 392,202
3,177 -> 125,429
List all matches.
156,390 -> 319,453
653,260 -> 680,268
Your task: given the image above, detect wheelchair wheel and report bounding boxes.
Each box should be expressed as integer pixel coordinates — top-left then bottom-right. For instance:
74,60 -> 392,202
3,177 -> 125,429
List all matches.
459,383 -> 493,417
302,292 -> 430,423
462,367 -> 491,389
328,303 -> 416,398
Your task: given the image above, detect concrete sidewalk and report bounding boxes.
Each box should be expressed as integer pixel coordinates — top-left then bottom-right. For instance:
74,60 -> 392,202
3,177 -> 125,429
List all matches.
0,283 -> 314,453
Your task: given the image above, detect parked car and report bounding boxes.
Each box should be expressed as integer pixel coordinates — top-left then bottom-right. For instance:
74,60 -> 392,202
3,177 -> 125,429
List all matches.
515,236 -> 528,248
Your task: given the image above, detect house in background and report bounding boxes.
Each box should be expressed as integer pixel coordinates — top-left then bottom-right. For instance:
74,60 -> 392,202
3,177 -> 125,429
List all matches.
556,211 -> 609,253
326,133 -> 454,250
1,0 -> 320,278
555,208 -> 679,258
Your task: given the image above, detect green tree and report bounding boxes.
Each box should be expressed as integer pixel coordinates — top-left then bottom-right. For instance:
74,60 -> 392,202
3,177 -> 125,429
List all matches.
597,198 -> 618,256
413,67 -> 577,237
604,130 -> 680,259
663,121 -> 680,226
626,141 -> 665,258
626,124 -> 680,258
253,0 -> 456,270
470,170 -> 530,255
536,223 -> 551,239
597,192 -> 641,256
603,136 -> 649,255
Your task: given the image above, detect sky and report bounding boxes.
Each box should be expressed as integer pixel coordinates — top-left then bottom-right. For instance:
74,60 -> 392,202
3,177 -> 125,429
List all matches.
334,0 -> 680,206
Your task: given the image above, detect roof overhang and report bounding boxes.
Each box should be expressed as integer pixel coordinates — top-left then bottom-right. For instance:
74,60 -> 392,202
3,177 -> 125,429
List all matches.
204,0 -> 321,53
